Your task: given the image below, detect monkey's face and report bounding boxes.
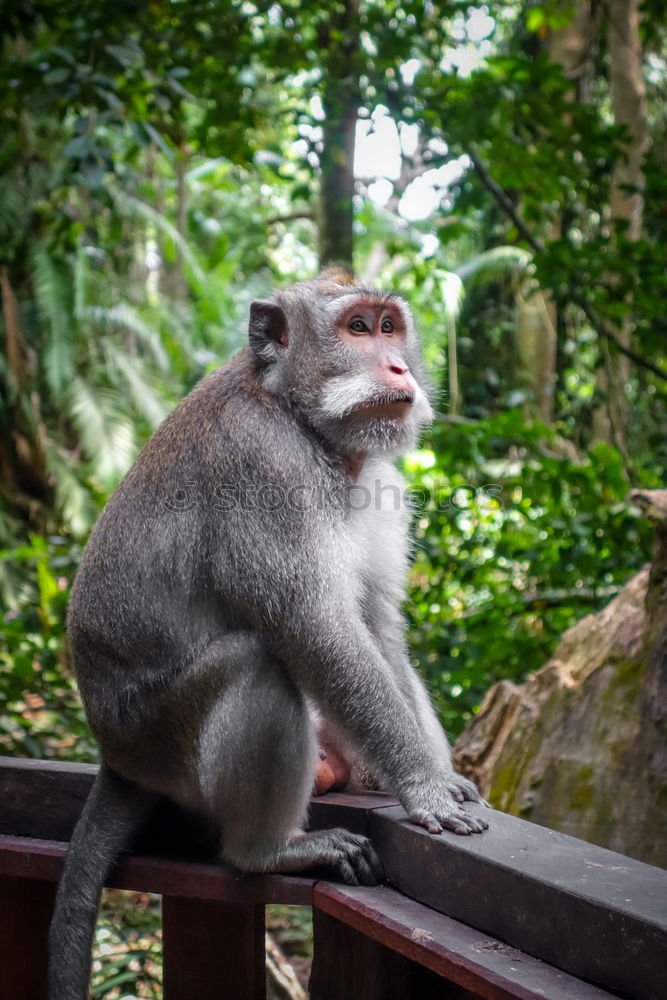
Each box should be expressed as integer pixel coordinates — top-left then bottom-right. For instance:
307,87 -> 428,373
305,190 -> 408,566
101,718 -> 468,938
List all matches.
248,276 -> 434,458
314,292 -> 434,455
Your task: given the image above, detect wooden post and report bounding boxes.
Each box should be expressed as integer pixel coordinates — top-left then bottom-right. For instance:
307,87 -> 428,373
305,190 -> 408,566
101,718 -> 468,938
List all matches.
0,874 -> 56,1000
162,897 -> 266,1000
310,907 -> 411,1000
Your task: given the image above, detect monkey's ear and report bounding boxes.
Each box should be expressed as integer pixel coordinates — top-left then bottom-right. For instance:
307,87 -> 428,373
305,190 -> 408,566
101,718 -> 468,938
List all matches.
249,300 -> 288,366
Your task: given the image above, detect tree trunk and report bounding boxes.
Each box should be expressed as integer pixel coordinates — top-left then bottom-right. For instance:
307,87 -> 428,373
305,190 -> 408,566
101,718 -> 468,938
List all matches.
318,0 -> 360,269
515,282 -> 556,424
524,0 -> 595,426
454,489 -> 667,869
592,0 -> 647,450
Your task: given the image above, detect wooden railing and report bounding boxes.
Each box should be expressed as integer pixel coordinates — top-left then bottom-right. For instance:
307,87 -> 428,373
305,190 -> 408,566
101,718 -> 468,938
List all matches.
1,756 -> 665,999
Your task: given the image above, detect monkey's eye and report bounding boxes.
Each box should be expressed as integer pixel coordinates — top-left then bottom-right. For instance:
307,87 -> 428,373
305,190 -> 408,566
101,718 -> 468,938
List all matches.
381,318 -> 394,334
349,317 -> 369,333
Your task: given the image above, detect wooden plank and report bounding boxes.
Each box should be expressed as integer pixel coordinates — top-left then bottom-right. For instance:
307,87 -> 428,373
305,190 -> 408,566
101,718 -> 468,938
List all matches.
369,806 -> 667,1000
0,874 -> 56,1000
310,907 -> 414,1000
0,756 -> 96,841
162,897 -> 265,1000
308,790 -> 399,835
0,757 -> 220,858
3,756 -> 666,997
0,757 -> 391,853
0,836 -> 314,905
311,906 -> 481,1000
314,883 -> 619,1000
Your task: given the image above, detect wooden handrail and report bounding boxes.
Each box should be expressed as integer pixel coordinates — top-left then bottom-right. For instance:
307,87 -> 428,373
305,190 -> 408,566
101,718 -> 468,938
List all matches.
1,756 -> 665,999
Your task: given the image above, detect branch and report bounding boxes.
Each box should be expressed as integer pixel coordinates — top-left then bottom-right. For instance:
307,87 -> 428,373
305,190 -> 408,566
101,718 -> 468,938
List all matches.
266,211 -> 315,226
467,149 -> 542,255
468,148 -> 667,383
265,932 -> 308,1000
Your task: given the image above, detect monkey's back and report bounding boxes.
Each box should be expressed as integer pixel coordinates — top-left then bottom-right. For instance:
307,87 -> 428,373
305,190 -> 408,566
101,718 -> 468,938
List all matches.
67,351 -> 334,730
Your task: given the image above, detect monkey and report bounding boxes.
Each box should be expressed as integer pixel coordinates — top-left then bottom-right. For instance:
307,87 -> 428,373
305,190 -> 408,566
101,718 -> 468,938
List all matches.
48,268 -> 488,999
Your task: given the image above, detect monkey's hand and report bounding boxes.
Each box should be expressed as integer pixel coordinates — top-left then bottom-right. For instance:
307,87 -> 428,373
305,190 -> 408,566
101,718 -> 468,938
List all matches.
402,773 -> 489,836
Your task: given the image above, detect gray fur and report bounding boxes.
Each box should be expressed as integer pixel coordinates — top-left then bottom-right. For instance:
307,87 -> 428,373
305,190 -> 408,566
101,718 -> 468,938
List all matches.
48,271 -> 486,1000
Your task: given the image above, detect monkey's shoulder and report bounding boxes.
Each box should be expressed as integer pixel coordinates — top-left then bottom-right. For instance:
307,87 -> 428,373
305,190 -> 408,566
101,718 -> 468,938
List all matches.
128,351 -> 329,493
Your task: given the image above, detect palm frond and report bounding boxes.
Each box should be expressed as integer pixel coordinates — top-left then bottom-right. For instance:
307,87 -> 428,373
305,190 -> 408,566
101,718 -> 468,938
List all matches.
31,243 -> 74,396
455,246 -> 533,287
43,442 -> 97,537
434,269 -> 465,318
110,188 -> 206,290
102,342 -> 172,428
67,378 -> 136,488
84,303 -> 170,371
73,243 -> 88,322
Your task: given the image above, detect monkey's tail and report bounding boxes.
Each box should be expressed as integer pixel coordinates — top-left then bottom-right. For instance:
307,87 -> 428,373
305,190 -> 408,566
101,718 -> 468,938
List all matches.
48,763 -> 157,1000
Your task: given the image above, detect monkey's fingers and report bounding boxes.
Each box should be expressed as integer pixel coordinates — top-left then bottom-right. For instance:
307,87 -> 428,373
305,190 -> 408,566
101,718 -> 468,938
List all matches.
361,840 -> 385,884
336,858 -> 361,886
324,831 -> 382,886
345,834 -> 383,886
352,850 -> 381,886
446,774 -> 483,804
437,810 -> 488,835
410,811 -> 445,835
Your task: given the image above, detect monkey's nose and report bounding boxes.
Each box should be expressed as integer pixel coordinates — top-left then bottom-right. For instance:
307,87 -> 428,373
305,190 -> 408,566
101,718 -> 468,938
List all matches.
382,360 -> 416,396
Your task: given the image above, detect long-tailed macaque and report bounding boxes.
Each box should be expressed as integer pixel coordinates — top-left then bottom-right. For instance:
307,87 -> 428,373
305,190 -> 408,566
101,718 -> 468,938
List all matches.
49,268 -> 487,999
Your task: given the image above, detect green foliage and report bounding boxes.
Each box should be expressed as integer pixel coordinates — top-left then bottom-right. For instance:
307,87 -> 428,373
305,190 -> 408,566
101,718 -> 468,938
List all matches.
406,412 -> 654,738
0,534 -> 95,760
1,3 -> 664,989
0,0 -> 665,758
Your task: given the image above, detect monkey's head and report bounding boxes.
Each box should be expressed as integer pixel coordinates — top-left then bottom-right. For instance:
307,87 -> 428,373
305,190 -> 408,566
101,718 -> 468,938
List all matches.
248,270 -> 434,458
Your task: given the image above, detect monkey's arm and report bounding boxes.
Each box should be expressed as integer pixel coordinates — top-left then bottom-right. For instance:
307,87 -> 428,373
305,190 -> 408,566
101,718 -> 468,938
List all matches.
273,595 -> 486,836
363,590 -> 480,804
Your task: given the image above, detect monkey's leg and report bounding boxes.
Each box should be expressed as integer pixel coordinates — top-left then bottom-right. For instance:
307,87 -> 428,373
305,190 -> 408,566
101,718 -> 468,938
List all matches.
194,635 -> 383,886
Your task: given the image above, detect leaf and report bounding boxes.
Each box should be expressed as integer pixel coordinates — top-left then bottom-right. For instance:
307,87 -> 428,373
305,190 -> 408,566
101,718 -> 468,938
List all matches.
103,342 -> 171,427
63,135 -> 95,158
31,244 -> 73,396
105,44 -> 141,69
44,68 -> 69,85
79,157 -> 107,189
67,379 -> 136,488
85,304 -> 170,371
526,8 -> 547,33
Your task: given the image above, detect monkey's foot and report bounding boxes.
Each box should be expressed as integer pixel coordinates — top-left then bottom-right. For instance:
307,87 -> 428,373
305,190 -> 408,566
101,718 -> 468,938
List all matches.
297,828 -> 384,885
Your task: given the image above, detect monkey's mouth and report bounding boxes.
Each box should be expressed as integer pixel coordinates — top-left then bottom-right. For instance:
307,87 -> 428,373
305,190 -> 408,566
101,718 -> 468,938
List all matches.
351,392 -> 415,420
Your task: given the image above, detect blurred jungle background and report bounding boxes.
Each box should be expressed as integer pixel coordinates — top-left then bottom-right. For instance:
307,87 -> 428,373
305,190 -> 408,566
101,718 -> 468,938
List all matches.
1,0 -> 665,996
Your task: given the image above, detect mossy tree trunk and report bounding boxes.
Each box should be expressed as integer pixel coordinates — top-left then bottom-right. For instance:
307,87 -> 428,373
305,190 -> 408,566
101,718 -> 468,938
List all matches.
454,489 -> 667,869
